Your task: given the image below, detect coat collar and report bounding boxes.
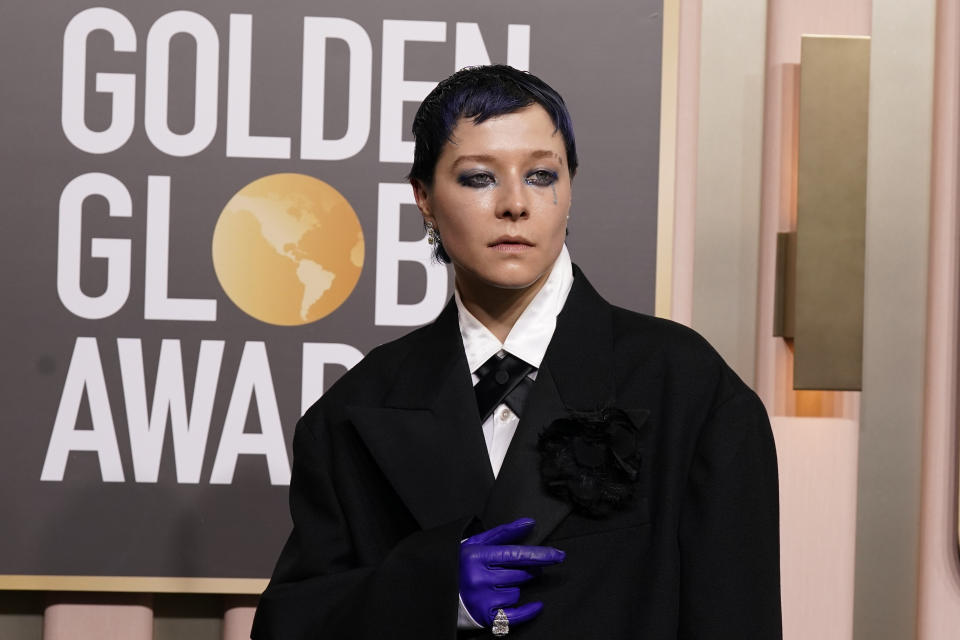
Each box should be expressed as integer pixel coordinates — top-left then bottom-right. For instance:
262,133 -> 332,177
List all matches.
348,267 -> 620,541
539,264 -> 617,412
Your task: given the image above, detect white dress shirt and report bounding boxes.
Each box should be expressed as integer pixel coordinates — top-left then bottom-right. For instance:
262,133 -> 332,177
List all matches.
454,244 -> 574,477
455,245 -> 574,629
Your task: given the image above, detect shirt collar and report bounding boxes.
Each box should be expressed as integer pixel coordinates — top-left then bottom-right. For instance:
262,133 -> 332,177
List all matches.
455,244 -> 574,373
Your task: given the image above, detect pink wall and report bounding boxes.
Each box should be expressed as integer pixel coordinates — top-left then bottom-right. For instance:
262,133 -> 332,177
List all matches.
41,595 -> 252,640
674,1 -> 958,638
772,417 -> 859,639
669,0 -> 700,326
917,0 -> 960,636
44,595 -> 152,640
755,4 -> 868,638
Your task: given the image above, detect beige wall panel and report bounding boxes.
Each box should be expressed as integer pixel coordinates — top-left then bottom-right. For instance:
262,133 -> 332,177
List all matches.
656,0 -> 679,318
855,0 -> 936,637
0,592 -> 43,640
793,36 -> 870,391
692,0 -> 767,384
153,594 -> 223,640
0,576 -> 266,594
773,232 -> 796,338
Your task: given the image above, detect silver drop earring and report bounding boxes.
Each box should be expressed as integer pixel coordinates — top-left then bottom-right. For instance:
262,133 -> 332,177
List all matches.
425,221 -> 437,245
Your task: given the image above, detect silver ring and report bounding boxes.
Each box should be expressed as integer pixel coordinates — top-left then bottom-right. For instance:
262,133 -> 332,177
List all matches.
492,609 -> 509,636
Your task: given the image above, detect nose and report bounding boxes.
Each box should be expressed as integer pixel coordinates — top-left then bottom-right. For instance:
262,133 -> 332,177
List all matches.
496,176 -> 529,220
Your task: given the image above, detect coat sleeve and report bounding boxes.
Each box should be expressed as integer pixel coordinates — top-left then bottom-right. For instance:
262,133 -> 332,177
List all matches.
677,383 -> 783,639
251,415 -> 468,640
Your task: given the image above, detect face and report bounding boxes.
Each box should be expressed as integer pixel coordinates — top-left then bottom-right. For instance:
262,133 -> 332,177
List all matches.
413,104 -> 572,296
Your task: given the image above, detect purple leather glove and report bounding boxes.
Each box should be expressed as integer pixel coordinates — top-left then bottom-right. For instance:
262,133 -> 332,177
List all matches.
459,517 -> 566,628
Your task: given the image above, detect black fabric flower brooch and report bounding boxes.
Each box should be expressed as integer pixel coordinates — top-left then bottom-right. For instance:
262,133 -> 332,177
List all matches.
537,408 -> 649,517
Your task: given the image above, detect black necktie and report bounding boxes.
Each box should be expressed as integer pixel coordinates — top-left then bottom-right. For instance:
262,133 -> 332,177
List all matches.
474,352 -> 534,423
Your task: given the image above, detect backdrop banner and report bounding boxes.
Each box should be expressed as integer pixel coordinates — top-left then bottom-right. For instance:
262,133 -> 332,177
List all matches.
0,0 -> 662,587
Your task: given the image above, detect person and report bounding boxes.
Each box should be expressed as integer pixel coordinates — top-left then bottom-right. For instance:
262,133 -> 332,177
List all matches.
251,65 -> 782,639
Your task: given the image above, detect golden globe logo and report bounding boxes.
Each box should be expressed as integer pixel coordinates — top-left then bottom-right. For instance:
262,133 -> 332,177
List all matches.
45,8 -> 528,485
212,174 -> 365,326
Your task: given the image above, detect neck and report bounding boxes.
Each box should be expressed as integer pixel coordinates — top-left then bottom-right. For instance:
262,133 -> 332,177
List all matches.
456,272 -> 550,343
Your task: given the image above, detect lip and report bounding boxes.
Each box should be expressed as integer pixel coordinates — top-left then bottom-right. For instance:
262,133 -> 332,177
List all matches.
488,235 -> 534,250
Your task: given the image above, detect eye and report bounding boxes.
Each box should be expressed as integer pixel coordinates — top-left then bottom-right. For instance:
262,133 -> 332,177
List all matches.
526,169 -> 559,187
457,172 -> 496,188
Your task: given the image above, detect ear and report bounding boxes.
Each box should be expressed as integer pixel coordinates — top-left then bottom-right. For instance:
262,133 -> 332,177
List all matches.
410,178 -> 431,222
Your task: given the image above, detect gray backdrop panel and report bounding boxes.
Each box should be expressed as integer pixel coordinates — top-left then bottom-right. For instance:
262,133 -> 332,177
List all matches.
0,0 -> 662,580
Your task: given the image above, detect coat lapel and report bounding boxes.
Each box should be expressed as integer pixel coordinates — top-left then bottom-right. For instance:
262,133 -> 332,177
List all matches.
348,302 -> 494,531
480,268 -> 620,545
348,268 -> 640,542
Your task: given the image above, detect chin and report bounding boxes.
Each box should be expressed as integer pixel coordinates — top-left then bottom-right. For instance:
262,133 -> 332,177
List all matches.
480,269 -> 548,291
489,280 -> 540,291
453,253 -> 555,295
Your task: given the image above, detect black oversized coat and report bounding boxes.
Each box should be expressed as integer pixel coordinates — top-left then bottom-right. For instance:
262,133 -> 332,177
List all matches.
251,268 -> 782,639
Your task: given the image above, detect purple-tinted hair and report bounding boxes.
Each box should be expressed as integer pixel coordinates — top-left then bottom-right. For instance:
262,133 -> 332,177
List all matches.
409,65 -> 578,188
409,65 -> 578,263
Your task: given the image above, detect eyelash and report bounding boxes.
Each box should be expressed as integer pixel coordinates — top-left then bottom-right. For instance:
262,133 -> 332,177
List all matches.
457,172 -> 496,188
527,169 -> 559,187
457,169 -> 559,188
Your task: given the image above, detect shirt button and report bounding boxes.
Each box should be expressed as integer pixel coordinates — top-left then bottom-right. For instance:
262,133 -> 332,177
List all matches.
499,408 -> 511,421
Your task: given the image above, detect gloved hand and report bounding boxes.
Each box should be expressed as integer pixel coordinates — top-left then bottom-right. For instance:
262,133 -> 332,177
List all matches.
459,517 -> 566,628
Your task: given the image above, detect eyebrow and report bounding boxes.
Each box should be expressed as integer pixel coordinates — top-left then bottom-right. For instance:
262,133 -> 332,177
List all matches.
451,150 -> 564,170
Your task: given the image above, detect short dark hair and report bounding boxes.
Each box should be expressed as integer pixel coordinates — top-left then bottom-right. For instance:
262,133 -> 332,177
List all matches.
409,65 -> 578,262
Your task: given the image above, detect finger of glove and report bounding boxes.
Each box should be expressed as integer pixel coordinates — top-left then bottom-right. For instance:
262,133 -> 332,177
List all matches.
461,561 -> 535,589
500,601 -> 545,626
481,545 -> 566,567
465,518 -> 535,546
483,567 -> 537,588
